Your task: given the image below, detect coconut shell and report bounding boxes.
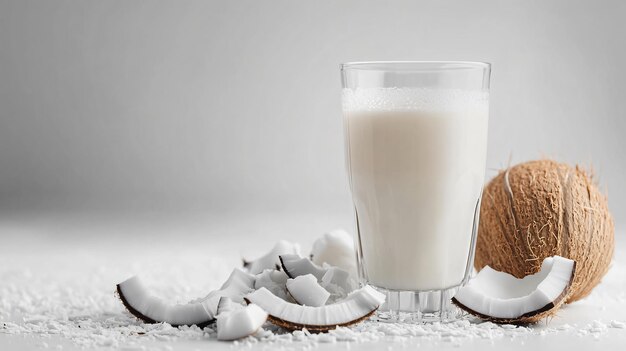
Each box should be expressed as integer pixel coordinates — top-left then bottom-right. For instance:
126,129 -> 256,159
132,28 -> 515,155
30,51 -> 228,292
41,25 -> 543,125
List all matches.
452,260 -> 576,324
475,160 -> 614,304
263,309 -> 378,333
115,285 -> 214,328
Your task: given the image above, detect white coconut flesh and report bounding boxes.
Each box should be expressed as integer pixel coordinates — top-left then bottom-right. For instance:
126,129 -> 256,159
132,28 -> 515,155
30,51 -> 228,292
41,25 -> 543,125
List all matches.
243,240 -> 301,275
280,254 -> 354,290
453,256 -> 576,321
254,269 -> 292,301
245,285 -> 385,331
321,267 -> 353,290
116,276 -> 213,327
216,297 -> 242,315
310,229 -> 356,274
216,297 -> 268,341
194,268 -> 256,317
286,274 -> 330,307
279,254 -> 327,280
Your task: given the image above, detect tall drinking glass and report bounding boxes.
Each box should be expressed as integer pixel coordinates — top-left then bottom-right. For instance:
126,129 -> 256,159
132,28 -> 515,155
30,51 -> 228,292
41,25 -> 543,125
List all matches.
341,61 -> 490,321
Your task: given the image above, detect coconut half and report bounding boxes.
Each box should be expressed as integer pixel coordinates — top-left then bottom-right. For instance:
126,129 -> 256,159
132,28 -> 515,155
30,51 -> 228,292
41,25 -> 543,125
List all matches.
216,297 -> 268,341
116,276 -> 213,327
243,240 -> 301,275
285,274 -> 330,307
245,285 -> 385,332
452,256 -> 576,324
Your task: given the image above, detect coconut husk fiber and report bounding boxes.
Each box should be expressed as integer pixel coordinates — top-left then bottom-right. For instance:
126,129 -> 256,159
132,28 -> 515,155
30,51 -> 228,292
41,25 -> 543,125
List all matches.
475,159 -> 614,303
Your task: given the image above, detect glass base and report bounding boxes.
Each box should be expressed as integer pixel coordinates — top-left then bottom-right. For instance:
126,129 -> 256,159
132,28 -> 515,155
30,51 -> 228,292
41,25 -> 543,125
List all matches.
371,284 -> 464,323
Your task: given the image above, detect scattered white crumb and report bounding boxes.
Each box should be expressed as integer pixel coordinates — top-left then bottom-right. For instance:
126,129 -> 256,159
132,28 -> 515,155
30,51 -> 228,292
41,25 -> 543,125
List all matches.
1,249 -> 625,349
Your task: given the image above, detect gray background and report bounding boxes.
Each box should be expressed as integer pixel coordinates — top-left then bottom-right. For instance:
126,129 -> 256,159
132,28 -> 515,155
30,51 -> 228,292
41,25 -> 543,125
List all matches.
1,0 -> 624,226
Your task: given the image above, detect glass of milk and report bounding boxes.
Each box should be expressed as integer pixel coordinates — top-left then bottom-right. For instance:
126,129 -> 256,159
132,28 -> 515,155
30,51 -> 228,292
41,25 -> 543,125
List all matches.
341,61 -> 490,321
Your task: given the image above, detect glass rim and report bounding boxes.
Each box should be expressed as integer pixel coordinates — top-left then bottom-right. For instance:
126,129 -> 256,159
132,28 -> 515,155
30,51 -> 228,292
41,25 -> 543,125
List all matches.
340,61 -> 491,72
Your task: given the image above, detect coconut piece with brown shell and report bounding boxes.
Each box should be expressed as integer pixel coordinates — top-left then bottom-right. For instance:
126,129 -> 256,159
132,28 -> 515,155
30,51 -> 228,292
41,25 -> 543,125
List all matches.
452,255 -> 576,324
117,268 -> 255,327
244,285 -> 385,332
279,254 -> 327,280
476,160 -> 614,303
116,276 -> 214,327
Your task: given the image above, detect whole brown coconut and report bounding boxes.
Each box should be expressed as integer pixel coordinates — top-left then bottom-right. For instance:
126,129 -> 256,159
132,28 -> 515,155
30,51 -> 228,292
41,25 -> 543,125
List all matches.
476,159 -> 614,303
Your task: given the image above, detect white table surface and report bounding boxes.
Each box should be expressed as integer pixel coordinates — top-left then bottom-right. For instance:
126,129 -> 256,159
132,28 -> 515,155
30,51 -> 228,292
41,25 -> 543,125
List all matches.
1,210 -> 624,350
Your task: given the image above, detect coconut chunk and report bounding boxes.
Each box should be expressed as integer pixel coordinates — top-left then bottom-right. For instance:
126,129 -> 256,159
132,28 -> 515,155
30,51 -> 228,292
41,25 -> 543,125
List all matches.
280,254 -> 356,302
286,274 -> 330,307
321,267 -> 353,290
243,240 -> 301,274
310,229 -> 356,274
116,276 -> 213,327
279,254 -> 355,290
216,297 -> 243,316
254,269 -> 291,301
245,285 -> 385,332
279,254 -> 327,280
192,268 -> 256,317
320,267 -> 356,303
216,297 -> 268,341
452,256 -> 576,323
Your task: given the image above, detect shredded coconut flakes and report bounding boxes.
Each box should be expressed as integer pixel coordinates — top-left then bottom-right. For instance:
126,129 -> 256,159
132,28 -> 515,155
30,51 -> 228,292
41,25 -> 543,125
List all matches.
1,250 -> 625,349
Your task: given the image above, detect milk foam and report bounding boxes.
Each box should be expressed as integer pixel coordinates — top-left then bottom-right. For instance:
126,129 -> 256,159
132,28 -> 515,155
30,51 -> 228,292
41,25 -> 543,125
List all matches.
342,87 -> 489,113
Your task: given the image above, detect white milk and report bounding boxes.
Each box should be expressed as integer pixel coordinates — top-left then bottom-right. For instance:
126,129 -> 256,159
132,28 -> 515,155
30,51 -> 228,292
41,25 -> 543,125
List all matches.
343,88 -> 489,291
